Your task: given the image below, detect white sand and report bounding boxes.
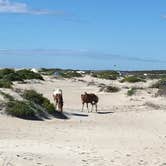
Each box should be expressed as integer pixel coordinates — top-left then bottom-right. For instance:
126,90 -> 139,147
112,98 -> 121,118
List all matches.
0,76 -> 166,166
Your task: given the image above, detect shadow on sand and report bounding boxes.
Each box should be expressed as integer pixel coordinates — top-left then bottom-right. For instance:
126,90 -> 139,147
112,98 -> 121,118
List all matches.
97,111 -> 114,114
64,111 -> 89,118
51,111 -> 69,120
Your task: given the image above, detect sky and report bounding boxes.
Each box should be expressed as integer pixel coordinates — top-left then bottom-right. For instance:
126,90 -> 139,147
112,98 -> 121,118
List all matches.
0,0 -> 166,70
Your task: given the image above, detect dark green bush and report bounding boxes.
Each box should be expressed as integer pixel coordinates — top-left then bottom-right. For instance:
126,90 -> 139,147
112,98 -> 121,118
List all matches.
0,90 -> 14,101
16,69 -> 44,80
121,76 -> 145,83
3,73 -> 23,81
6,100 -> 36,119
127,88 -> 136,96
23,90 -> 55,113
99,85 -> 120,93
0,79 -> 13,88
0,68 -> 15,79
92,71 -> 119,80
59,71 -> 82,78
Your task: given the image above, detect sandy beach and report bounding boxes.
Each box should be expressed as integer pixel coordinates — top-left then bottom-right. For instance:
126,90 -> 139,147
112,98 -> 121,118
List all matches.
0,75 -> 166,166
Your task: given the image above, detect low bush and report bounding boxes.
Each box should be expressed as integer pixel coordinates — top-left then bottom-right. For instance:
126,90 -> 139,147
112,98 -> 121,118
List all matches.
91,71 -> 119,80
59,71 -> 82,78
0,68 -> 15,79
127,88 -> 137,96
16,69 -> 44,80
121,76 -> 145,83
0,79 -> 13,88
3,72 -> 23,81
0,90 -> 14,101
23,90 -> 55,114
0,68 -> 44,82
6,100 -> 36,119
99,85 -> 120,93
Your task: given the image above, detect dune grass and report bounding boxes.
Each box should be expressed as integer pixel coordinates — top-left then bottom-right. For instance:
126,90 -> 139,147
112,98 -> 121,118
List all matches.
127,88 -> 137,96
6,100 -> 36,119
120,76 -> 145,83
99,85 -> 120,93
0,68 -> 44,82
91,71 -> 119,80
22,90 -> 55,114
0,79 -> 13,89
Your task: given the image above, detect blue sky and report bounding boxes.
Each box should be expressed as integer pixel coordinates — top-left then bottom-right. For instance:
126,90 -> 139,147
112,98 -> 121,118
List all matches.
0,0 -> 166,70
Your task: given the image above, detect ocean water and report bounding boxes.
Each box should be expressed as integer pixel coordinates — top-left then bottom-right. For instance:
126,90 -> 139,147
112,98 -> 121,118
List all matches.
0,54 -> 165,70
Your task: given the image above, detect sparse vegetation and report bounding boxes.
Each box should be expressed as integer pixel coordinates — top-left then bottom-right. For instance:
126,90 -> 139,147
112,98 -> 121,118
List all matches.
16,69 -> 44,80
59,71 -> 82,78
127,88 -> 137,96
91,71 -> 119,80
0,68 -> 44,82
120,76 -> 145,83
99,85 -> 120,93
0,79 -> 13,88
6,100 -> 36,119
22,90 -> 55,114
0,90 -> 14,101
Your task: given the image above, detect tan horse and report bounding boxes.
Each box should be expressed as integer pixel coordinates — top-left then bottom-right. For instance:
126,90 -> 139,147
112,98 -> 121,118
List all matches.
53,93 -> 63,112
81,92 -> 99,112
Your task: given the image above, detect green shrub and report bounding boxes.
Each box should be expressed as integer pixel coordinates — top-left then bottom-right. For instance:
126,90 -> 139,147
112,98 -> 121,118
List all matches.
92,71 -> 119,80
121,76 -> 145,83
23,90 -> 44,104
0,79 -> 13,88
42,99 -> 55,114
16,69 -> 44,80
127,88 -> 136,96
0,90 -> 14,101
99,85 -> 120,93
59,71 -> 82,78
3,73 -> 23,81
6,100 -> 36,119
23,90 -> 55,113
0,68 -> 15,79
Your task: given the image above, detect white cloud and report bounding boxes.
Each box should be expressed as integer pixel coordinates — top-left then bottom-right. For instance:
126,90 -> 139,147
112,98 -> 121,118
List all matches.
0,0 -> 65,15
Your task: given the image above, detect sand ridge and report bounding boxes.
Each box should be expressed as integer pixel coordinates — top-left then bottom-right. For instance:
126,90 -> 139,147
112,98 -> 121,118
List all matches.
0,75 -> 166,166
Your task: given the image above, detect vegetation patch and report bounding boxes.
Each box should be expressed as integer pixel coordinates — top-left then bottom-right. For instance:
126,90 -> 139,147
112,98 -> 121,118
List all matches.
0,68 -> 44,82
0,79 -> 13,89
16,69 -> 44,80
59,71 -> 82,78
91,71 -> 119,80
0,90 -> 14,101
6,100 -> 36,119
22,90 -> 55,114
120,76 -> 145,83
99,85 -> 120,93
127,88 -> 137,96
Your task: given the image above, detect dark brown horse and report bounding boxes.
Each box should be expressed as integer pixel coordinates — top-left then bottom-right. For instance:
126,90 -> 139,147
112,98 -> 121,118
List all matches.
53,94 -> 63,112
81,92 -> 99,112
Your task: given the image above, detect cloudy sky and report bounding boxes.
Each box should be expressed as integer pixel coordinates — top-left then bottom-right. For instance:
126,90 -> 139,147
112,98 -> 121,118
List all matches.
0,0 -> 166,70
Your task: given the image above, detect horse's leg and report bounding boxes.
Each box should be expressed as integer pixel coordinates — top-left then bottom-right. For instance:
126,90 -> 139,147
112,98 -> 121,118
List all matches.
95,104 -> 97,112
91,104 -> 93,112
86,103 -> 89,112
81,103 -> 84,112
60,104 -> 63,112
54,99 -> 57,110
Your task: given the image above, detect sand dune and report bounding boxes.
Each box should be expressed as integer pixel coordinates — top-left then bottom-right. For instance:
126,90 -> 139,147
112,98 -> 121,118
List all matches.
0,76 -> 166,166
